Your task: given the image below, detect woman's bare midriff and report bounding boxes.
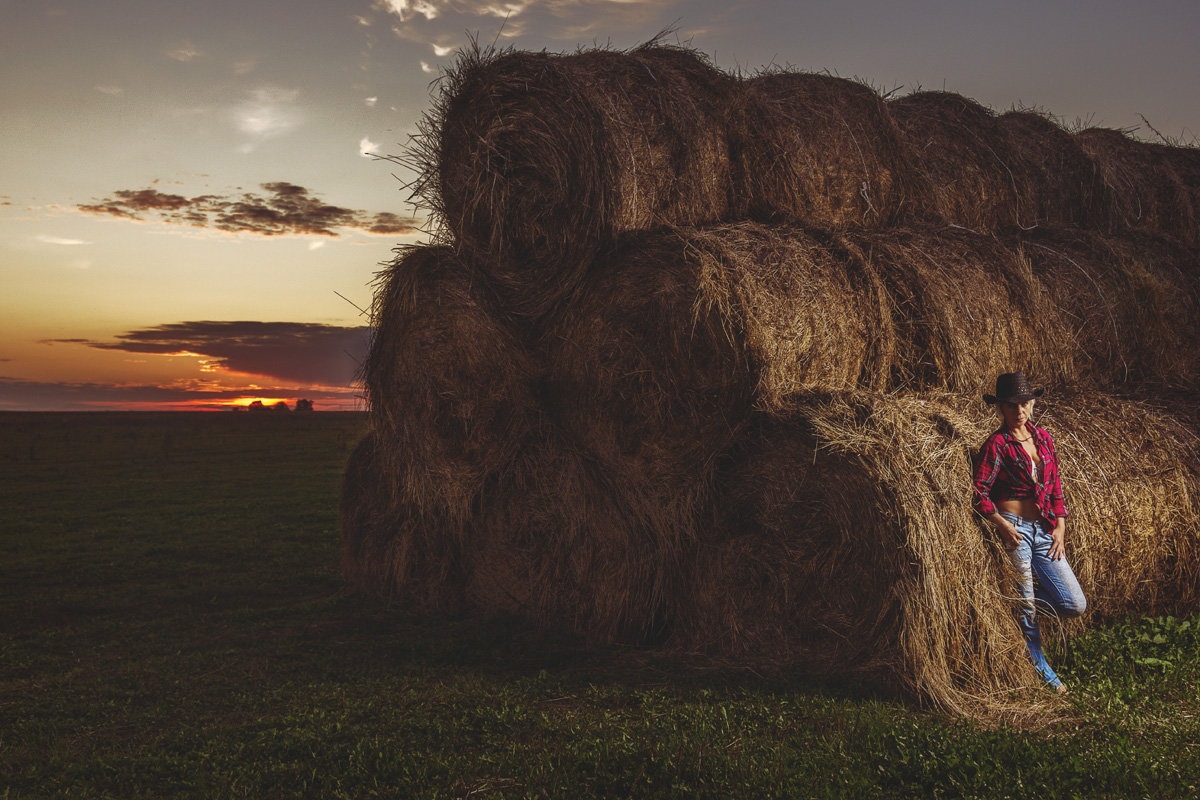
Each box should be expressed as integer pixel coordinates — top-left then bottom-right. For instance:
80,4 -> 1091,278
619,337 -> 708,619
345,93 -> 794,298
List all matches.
996,498 -> 1041,522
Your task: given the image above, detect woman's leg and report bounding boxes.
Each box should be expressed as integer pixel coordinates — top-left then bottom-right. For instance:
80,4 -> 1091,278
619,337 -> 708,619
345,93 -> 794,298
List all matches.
1002,513 -> 1063,689
1029,521 -> 1088,619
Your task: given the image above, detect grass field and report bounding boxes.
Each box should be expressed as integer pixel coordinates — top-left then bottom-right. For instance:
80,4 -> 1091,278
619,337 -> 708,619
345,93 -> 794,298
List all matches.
2,412 -> 1198,799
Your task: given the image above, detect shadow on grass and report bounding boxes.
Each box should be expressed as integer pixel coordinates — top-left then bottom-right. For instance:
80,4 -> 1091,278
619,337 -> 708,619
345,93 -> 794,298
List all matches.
252,591 -> 894,708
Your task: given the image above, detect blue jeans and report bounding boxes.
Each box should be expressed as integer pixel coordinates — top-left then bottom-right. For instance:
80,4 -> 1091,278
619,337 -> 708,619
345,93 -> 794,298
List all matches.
1000,512 -> 1087,688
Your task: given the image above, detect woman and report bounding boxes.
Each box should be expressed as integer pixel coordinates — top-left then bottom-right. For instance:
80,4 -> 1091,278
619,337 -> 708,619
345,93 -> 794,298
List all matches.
972,372 -> 1087,692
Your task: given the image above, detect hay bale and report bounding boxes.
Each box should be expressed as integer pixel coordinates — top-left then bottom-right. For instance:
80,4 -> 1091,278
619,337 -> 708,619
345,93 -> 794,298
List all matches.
1036,398 -> 1200,614
997,110 -> 1114,229
888,91 -> 1024,231
681,391 -> 1200,713
339,432 -> 465,610
1149,141 -> 1200,247
467,430 -> 673,645
840,226 -> 1069,394
416,41 -> 737,317
729,71 -> 928,228
1074,127 -> 1198,247
364,245 -> 541,524
1010,227 -> 1200,390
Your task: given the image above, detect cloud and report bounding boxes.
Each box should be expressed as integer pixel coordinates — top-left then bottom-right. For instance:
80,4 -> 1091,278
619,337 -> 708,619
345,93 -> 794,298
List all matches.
232,58 -> 258,75
233,87 -> 302,148
359,136 -> 381,157
78,182 -> 420,238
365,96 -> 378,107
36,235 -> 91,246
420,60 -> 436,73
373,0 -> 676,46
380,0 -> 442,21
166,42 -> 202,62
94,85 -> 123,96
47,321 -> 371,387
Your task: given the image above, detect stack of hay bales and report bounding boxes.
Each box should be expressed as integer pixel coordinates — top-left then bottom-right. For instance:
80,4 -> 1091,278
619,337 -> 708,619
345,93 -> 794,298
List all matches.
343,39 -> 1200,714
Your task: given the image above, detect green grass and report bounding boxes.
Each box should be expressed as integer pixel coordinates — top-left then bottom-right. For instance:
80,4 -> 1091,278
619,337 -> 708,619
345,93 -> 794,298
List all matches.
2,412 -> 1198,799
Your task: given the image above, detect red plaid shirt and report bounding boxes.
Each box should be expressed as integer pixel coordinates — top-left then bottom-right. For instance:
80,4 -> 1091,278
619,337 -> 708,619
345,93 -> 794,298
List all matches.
972,422 -> 1068,523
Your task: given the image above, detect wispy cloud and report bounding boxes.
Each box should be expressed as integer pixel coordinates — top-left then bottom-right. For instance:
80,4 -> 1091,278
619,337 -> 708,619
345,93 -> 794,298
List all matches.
379,0 -> 443,21
373,0 -> 678,47
36,235 -> 91,246
44,321 -> 371,387
420,60 -> 436,73
94,84 -> 123,96
166,42 -> 202,62
233,87 -> 302,150
79,182 -> 420,237
364,96 -> 379,107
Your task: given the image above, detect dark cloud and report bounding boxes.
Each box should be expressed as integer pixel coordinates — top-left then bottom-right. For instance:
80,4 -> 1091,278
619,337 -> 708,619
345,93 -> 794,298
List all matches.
78,182 -> 420,237
47,321 -> 371,387
0,377 -> 359,411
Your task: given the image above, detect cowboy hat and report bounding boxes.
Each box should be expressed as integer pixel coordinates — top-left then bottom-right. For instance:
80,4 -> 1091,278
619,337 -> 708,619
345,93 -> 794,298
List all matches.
983,371 -> 1045,404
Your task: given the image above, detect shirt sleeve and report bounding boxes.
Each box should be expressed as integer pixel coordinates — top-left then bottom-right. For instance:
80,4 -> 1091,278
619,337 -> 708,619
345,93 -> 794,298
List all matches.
1045,434 -> 1068,519
972,435 -> 1002,516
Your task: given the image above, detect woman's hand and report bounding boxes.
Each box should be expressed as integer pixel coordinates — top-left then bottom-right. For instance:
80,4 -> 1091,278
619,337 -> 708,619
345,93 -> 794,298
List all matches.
988,513 -> 1021,550
1049,518 -> 1067,561
999,523 -> 1021,551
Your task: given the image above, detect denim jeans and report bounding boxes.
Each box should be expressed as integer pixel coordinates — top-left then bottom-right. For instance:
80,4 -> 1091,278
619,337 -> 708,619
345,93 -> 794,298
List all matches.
1000,512 -> 1088,688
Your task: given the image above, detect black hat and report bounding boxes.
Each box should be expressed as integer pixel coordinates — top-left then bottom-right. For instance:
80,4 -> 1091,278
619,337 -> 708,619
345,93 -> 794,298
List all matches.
983,372 -> 1044,405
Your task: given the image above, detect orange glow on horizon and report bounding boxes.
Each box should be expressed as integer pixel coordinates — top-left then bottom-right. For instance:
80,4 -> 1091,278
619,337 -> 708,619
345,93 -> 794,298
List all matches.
56,395 -> 364,412
220,396 -> 296,409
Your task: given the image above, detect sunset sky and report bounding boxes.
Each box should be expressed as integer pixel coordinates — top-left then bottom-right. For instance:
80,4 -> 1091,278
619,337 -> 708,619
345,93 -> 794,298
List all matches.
3,0 -> 1198,410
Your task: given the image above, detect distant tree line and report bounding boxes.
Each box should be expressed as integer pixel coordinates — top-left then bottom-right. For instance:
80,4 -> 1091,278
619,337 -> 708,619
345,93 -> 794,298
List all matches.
237,399 -> 314,413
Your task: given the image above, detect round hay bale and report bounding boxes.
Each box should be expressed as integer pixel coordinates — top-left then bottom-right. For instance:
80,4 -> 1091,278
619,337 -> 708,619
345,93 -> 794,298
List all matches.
1010,227 -> 1200,390
1148,140 -> 1200,247
364,245 -> 541,524
466,430 -> 673,646
840,226 -> 1069,395
1074,127 -> 1198,247
997,110 -> 1114,229
681,390 -> 1200,714
888,91 -> 1024,231
1036,397 -> 1200,614
729,71 -> 929,228
682,393 -> 1038,715
339,432 -> 465,610
418,41 -> 737,318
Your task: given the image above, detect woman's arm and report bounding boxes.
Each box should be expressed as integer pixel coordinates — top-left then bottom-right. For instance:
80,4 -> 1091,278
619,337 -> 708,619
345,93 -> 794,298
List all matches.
973,436 -> 1020,549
